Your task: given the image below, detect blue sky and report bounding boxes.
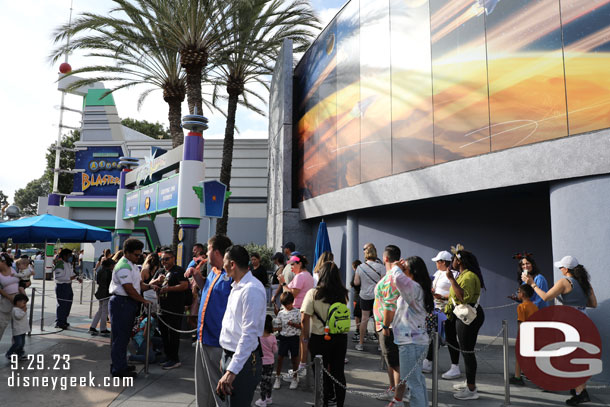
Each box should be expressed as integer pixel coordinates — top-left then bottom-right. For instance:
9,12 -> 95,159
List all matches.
0,0 -> 342,202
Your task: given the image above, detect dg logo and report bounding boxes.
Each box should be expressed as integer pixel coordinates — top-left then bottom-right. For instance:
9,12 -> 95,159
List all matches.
517,305 -> 602,391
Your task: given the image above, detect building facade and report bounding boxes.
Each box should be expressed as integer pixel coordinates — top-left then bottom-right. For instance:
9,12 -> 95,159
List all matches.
267,0 -> 610,380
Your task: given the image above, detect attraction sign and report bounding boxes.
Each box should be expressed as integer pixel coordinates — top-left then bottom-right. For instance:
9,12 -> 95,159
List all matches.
73,146 -> 123,195
122,175 -> 179,219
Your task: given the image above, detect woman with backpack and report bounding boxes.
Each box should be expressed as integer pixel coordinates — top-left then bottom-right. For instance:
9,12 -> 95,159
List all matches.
301,261 -> 349,407
392,256 -> 434,407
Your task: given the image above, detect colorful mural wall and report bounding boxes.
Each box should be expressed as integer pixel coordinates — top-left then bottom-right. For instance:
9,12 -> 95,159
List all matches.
295,0 -> 610,200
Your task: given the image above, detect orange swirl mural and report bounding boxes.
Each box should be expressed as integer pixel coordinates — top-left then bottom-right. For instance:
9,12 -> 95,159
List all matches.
295,0 -> 610,201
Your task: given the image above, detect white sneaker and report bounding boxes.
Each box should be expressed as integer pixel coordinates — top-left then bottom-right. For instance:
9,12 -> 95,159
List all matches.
288,367 -> 307,378
442,364 -> 461,380
273,376 -> 281,389
255,399 -> 268,406
422,359 -> 432,373
453,380 -> 468,390
289,377 -> 299,389
403,389 -> 410,402
453,387 -> 479,400
355,343 -> 364,351
376,387 -> 394,401
266,398 -> 273,405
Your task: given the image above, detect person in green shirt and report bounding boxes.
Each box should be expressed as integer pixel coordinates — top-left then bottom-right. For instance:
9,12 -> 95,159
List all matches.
444,249 -> 485,401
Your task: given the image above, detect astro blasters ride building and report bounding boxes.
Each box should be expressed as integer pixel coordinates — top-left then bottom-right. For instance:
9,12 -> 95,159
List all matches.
267,0 -> 610,379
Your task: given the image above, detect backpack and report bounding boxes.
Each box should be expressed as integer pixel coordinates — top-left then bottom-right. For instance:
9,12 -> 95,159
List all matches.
315,302 -> 351,335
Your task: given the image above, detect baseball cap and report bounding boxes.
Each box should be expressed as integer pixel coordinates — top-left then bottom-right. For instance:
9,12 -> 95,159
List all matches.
271,252 -> 285,262
431,250 -> 452,262
288,255 -> 300,264
554,255 -> 579,269
282,242 -> 296,252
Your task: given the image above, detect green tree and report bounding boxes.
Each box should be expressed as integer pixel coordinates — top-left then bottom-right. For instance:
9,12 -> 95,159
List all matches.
121,118 -> 171,139
213,0 -> 318,235
50,0 -> 187,147
0,191 -> 8,207
149,0 -> 224,116
45,130 -> 79,195
14,177 -> 51,215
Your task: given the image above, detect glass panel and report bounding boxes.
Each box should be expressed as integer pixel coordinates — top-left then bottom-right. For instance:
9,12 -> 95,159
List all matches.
561,0 -> 610,135
360,0 -> 392,182
391,0 -> 434,174
430,0 -> 490,163
336,0 -> 361,189
486,0 -> 567,151
313,22 -> 338,196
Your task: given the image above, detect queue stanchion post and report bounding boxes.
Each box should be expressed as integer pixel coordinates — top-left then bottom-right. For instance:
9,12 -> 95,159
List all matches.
79,278 -> 84,304
314,354 -> 323,407
432,331 -> 439,407
502,319 -> 511,406
28,287 -> 36,336
89,275 -> 95,319
144,303 -> 152,375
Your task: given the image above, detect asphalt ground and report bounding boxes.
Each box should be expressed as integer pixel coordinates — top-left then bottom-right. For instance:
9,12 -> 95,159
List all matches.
0,279 -> 608,406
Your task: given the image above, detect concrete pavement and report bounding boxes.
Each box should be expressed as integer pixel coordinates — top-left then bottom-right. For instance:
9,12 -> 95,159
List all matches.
1,279 -> 609,406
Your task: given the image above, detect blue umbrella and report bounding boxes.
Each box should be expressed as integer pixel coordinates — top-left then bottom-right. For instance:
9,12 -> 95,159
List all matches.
0,214 -> 111,243
0,214 -> 112,332
313,219 -> 332,272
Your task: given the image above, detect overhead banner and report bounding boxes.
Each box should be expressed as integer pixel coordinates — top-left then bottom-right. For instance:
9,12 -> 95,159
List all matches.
123,175 -> 179,219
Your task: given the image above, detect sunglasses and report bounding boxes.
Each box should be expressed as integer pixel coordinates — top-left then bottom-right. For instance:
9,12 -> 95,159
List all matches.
160,257 -> 172,262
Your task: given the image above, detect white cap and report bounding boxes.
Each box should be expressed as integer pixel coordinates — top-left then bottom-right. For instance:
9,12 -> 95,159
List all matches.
554,255 -> 579,269
431,251 -> 453,262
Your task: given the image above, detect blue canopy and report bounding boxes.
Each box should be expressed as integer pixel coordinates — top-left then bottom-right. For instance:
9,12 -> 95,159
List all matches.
0,214 -> 112,243
313,220 -> 332,272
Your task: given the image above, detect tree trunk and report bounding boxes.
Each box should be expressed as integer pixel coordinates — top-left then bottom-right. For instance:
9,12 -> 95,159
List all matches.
167,98 -> 184,148
185,65 -> 203,115
216,88 -> 240,236
166,97 -> 184,251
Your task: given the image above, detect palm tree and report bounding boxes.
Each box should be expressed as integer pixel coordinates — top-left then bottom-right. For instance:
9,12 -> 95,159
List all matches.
50,0 -> 186,148
50,0 -> 188,250
211,0 -> 319,235
148,0 -> 225,115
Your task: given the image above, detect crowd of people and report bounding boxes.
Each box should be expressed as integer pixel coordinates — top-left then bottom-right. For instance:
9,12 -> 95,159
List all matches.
0,238 -> 598,407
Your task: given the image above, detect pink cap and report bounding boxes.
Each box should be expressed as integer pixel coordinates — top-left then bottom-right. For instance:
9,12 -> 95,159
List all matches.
288,255 -> 300,264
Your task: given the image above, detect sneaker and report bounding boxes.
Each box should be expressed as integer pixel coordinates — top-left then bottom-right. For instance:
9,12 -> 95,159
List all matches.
100,330 -> 111,336
89,327 -> 98,335
273,376 -> 281,389
403,389 -> 410,402
352,333 -> 360,342
509,376 -> 525,386
453,380 -> 468,391
344,358 -> 349,364
355,343 -> 364,351
289,377 -> 299,389
18,354 -> 28,361
254,399 -> 268,406
161,360 -> 181,370
566,389 -> 590,406
422,359 -> 432,373
266,398 -> 273,405
288,366 -> 307,378
376,387 -> 395,401
453,387 -> 479,400
442,364 -> 461,380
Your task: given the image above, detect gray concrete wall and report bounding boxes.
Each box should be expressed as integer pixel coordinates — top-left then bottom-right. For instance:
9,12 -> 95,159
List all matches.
266,39 -> 312,254
323,183 -> 554,338
300,129 -> 610,219
550,174 -> 610,382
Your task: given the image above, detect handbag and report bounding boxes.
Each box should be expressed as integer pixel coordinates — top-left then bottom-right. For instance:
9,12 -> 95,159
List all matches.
451,297 -> 479,325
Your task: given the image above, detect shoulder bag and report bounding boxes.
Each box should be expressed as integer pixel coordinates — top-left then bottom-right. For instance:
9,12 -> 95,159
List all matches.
451,296 -> 480,325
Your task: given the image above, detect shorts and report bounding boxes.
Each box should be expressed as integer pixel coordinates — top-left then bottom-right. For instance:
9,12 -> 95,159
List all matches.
360,298 -> 374,312
379,330 -> 400,369
353,295 -> 362,319
278,335 -> 300,357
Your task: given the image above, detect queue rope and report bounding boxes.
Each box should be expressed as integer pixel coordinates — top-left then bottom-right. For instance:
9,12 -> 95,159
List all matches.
443,326 -> 505,354
321,338 -> 431,399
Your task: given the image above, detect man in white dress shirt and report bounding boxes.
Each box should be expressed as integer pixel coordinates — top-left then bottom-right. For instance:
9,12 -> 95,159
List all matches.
217,245 -> 266,406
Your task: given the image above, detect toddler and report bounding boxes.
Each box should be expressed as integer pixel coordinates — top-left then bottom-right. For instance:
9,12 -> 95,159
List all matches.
14,257 -> 34,294
6,293 -> 29,360
273,291 -> 301,390
510,284 -> 538,385
255,315 -> 278,406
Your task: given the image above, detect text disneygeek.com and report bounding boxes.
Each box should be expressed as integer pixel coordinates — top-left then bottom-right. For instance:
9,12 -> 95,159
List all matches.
7,371 -> 134,390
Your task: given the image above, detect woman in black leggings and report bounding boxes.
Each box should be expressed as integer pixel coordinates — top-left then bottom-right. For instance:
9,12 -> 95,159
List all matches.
444,248 -> 485,400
